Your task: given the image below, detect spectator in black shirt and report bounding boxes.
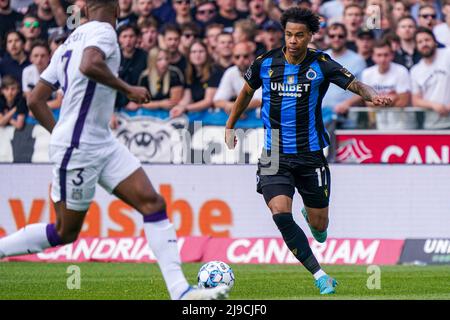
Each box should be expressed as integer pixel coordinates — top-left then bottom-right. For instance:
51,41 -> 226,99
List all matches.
171,41 -> 221,117
179,22 -> 200,57
356,28 -> 375,67
138,48 -> 184,111
214,0 -> 246,32
162,24 -> 188,73
173,0 -> 192,26
20,15 -> 42,54
214,32 -> 234,73
138,17 -> 159,53
0,31 -> 30,84
343,4 -> 364,52
249,0 -> 271,29
194,0 -> 218,32
0,75 -> 27,129
0,0 -> 24,53
233,19 -> 265,56
116,24 -> 148,111
261,20 -> 283,52
118,0 -> 138,27
394,15 -> 421,69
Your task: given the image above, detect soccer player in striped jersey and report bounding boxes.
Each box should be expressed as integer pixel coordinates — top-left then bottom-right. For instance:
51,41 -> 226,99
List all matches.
0,0 -> 228,300
225,7 -> 391,294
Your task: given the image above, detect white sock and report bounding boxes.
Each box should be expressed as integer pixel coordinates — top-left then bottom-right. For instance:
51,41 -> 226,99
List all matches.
0,223 -> 52,258
313,269 -> 327,280
143,219 -> 189,300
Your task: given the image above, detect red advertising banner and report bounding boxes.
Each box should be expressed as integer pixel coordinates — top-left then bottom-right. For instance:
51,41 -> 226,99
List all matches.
336,130 -> 450,164
4,237 -> 404,265
203,238 -> 404,265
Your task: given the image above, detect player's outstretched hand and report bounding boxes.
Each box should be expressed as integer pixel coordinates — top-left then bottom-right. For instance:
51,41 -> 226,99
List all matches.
225,128 -> 237,150
372,95 -> 392,107
127,86 -> 151,104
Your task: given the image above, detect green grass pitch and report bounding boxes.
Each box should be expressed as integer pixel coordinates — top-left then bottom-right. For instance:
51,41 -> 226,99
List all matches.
0,262 -> 449,300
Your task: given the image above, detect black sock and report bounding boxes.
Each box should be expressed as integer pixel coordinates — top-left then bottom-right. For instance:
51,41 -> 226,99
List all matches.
273,212 -> 321,275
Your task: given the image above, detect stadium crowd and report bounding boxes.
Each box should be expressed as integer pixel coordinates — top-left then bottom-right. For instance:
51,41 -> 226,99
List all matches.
0,0 -> 450,131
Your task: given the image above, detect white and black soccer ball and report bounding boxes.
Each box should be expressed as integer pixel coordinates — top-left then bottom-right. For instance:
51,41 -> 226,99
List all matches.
197,261 -> 235,289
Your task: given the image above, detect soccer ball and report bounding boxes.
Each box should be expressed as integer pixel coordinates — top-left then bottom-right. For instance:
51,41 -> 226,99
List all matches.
197,261 -> 235,289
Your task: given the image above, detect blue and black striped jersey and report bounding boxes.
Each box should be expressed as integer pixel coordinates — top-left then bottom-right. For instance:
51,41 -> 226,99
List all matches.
244,47 -> 355,154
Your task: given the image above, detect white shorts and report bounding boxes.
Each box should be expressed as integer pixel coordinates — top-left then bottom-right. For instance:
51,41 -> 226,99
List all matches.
50,141 -> 141,211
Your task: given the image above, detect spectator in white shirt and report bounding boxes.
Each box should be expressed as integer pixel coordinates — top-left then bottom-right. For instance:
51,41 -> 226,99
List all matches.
22,40 -> 62,109
411,27 -> 450,129
362,39 -> 416,130
434,0 -> 450,46
214,41 -> 262,114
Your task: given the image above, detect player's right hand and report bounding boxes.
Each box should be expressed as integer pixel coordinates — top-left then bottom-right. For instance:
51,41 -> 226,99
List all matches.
225,128 -> 237,150
127,86 -> 151,104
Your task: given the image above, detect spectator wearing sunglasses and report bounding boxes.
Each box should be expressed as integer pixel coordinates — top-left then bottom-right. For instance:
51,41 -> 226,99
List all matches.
194,0 -> 217,33
214,41 -> 262,115
0,0 -> 24,53
0,30 -> 30,84
434,0 -> 450,47
26,0 -> 61,40
20,15 -> 42,54
411,0 -> 442,22
179,22 -> 200,56
417,5 -> 446,48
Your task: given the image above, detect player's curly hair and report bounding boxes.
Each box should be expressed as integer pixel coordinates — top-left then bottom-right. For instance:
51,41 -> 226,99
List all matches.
280,7 -> 320,34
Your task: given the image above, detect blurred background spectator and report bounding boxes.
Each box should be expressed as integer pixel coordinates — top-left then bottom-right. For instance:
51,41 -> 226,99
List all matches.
411,27 -> 450,130
213,41 -> 262,114
171,40 -> 221,116
116,23 -> 148,112
0,0 -> 448,140
0,75 -> 27,129
138,47 -> 184,114
361,39 -> 416,130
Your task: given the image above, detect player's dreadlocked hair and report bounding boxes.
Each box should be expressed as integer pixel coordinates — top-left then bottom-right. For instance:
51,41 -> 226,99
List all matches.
280,7 -> 320,34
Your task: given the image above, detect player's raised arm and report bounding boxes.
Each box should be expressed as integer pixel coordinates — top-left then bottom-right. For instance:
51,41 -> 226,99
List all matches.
347,80 -> 392,107
79,48 -> 150,104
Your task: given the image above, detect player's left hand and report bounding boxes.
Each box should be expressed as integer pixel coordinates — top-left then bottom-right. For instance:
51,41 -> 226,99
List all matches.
225,128 -> 237,150
372,95 -> 392,107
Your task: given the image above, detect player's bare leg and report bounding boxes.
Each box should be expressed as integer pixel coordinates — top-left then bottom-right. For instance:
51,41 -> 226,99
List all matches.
112,167 -> 229,300
265,193 -> 337,294
0,201 -> 86,258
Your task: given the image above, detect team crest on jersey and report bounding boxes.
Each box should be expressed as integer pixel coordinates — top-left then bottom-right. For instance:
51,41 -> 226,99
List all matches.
306,68 -> 317,80
287,75 -> 295,84
72,188 -> 83,201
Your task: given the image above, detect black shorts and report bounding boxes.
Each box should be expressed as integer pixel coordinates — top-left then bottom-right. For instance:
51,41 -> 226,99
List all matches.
256,151 -> 331,209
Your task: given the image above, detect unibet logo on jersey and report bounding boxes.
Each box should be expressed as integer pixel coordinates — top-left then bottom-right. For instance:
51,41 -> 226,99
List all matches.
271,81 -> 311,98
